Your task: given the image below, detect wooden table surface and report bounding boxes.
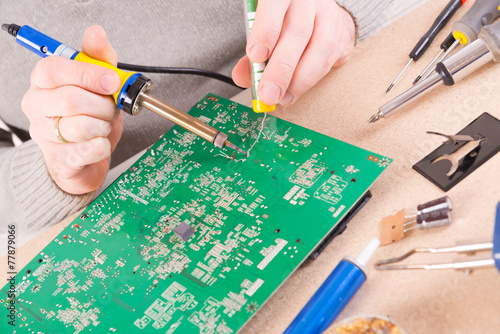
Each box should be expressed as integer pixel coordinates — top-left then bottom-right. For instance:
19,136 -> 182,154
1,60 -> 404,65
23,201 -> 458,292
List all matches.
3,1 -> 500,333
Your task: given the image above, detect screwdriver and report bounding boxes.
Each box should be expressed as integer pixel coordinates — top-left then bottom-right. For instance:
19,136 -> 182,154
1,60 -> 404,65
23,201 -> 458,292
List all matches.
417,0 -> 500,83
386,0 -> 467,93
368,19 -> 500,123
2,23 -> 247,155
413,33 -> 456,85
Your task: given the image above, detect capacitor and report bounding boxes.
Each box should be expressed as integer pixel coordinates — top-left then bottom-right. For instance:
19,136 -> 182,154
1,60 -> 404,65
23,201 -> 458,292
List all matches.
404,209 -> 453,232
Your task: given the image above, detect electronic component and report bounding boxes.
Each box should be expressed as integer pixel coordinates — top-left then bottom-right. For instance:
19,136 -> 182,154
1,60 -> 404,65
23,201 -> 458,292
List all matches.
376,202 -> 500,272
413,113 -> 500,192
0,95 -> 390,333
380,196 -> 453,245
174,222 -> 195,241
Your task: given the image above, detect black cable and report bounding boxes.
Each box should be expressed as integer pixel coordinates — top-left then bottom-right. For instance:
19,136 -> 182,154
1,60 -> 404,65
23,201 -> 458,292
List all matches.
117,62 -> 242,88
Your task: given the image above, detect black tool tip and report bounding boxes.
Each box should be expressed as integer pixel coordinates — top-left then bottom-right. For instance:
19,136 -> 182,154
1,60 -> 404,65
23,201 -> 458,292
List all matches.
412,76 -> 421,85
385,84 -> 394,94
2,23 -> 21,37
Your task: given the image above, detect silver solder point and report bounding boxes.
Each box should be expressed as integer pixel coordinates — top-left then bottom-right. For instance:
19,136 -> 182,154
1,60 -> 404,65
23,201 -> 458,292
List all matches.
368,112 -> 383,123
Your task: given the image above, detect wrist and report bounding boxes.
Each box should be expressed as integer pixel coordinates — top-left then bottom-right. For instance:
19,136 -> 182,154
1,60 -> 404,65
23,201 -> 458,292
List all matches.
336,2 -> 358,45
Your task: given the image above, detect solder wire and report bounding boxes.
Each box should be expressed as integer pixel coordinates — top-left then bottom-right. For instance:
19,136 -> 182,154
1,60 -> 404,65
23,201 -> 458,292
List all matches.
214,113 -> 267,162
246,113 -> 267,157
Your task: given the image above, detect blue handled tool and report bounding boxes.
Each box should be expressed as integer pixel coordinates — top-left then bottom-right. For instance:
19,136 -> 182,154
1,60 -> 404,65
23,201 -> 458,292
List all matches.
284,239 -> 380,334
2,23 -> 246,154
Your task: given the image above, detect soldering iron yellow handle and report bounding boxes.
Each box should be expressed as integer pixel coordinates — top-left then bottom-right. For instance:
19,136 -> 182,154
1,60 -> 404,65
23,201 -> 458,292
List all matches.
73,52 -> 136,104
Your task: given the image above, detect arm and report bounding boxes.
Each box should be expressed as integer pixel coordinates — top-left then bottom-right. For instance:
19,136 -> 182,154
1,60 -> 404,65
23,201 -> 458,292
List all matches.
0,26 -> 122,234
0,141 -> 95,233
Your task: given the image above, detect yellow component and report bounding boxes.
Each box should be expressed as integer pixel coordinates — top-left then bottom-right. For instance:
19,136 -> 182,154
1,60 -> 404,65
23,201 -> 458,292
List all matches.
453,31 -> 469,45
73,52 -> 136,104
252,100 -> 276,113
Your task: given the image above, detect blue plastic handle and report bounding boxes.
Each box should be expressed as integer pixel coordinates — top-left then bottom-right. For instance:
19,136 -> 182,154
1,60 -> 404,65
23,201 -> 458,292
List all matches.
494,202 -> 500,273
284,259 -> 366,334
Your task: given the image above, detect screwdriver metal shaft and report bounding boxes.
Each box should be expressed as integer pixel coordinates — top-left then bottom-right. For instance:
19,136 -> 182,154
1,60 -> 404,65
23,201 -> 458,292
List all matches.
417,0 -> 500,84
414,33 -> 456,84
385,0 -> 466,93
369,25 -> 497,123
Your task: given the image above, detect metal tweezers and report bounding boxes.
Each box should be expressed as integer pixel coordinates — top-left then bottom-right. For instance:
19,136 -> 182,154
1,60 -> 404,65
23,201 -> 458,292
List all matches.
375,239 -> 495,272
376,202 -> 500,273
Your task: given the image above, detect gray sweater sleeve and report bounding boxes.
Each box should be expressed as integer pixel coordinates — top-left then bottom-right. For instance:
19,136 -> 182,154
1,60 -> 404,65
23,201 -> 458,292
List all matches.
0,141 -> 96,232
0,0 -> 391,240
336,0 -> 393,41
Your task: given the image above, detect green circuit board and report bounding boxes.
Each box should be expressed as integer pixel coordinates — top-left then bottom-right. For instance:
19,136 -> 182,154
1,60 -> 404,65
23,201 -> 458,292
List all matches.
1,94 -> 391,333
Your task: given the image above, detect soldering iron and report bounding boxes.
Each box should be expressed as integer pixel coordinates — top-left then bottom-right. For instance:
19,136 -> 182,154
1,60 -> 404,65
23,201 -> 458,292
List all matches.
2,23 -> 247,155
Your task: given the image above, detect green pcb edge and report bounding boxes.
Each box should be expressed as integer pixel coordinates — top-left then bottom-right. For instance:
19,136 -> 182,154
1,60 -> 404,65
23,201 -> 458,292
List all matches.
1,94 -> 391,334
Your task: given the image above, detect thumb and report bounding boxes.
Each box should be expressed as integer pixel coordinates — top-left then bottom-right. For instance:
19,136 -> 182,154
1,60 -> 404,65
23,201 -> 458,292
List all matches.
81,25 -> 118,67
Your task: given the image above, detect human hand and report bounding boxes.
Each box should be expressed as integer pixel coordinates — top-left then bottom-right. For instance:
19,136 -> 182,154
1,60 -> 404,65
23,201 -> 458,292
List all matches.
232,0 -> 356,106
22,25 -> 123,195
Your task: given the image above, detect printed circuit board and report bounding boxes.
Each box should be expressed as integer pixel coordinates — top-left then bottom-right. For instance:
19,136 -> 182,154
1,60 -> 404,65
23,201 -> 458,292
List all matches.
1,94 -> 391,333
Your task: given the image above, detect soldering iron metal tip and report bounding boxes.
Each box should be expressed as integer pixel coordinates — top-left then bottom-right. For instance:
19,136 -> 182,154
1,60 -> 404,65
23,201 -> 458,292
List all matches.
368,112 -> 382,123
225,141 -> 248,156
2,24 -> 9,32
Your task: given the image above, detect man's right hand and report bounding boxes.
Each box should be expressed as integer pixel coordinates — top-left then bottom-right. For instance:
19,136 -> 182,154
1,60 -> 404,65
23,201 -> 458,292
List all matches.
22,25 -> 123,195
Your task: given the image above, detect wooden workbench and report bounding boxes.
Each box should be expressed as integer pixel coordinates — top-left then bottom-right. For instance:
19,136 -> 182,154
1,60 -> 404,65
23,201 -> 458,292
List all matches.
2,1 -> 500,332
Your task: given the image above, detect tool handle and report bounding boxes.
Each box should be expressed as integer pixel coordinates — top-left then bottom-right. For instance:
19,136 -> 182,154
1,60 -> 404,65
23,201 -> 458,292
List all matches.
410,0 -> 464,60
452,0 -> 500,45
494,202 -> 500,273
479,20 -> 500,62
440,33 -> 457,51
12,24 -> 139,109
283,259 -> 366,334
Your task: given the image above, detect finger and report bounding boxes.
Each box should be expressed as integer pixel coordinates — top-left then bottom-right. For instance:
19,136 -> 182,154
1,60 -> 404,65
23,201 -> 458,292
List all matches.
107,112 -> 124,153
22,85 -> 119,121
47,157 -> 110,195
258,0 -> 316,105
82,25 -> 118,67
231,56 -> 252,88
31,56 -> 121,94
247,0 -> 290,62
282,2 -> 356,105
52,136 -> 111,171
52,115 -> 113,143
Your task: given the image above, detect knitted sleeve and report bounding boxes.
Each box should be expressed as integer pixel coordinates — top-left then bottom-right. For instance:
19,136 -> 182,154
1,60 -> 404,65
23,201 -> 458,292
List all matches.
336,0 -> 392,41
0,140 -> 96,236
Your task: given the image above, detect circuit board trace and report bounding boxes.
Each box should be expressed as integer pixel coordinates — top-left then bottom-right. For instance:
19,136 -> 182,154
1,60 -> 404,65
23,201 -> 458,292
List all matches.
1,94 -> 391,333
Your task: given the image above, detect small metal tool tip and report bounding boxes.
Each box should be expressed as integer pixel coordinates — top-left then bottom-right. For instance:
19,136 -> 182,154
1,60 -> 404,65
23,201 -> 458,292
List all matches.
385,84 -> 394,94
412,76 -> 421,85
368,113 -> 382,123
1,24 -> 9,32
225,141 -> 248,156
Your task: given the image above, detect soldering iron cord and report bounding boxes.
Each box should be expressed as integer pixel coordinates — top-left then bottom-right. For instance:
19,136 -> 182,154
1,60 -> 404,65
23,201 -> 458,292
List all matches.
117,62 -> 241,88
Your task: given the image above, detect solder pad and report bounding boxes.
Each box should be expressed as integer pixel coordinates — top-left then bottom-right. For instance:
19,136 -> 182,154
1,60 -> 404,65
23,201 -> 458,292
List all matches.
1,94 -> 391,333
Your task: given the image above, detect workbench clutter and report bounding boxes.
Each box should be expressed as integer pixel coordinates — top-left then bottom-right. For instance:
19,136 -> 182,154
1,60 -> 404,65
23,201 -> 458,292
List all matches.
380,196 -> 453,245
370,0 -> 500,122
3,0 -> 500,333
376,202 -> 500,273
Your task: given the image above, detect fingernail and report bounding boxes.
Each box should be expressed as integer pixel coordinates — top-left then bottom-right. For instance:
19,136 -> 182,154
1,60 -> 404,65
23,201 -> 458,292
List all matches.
249,44 -> 269,62
279,91 -> 294,106
259,83 -> 281,104
100,73 -> 118,93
